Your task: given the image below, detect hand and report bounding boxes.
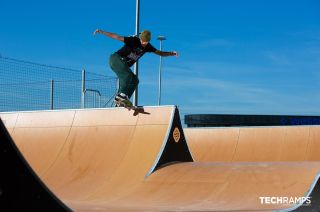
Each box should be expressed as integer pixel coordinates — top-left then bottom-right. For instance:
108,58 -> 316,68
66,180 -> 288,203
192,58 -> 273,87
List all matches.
93,29 -> 103,36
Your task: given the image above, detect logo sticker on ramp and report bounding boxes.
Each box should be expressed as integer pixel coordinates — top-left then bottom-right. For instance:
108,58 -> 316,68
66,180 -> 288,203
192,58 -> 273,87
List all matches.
173,127 -> 181,143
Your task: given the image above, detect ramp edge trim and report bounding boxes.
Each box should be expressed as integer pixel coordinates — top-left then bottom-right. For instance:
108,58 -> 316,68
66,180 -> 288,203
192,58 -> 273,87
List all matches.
145,106 -> 176,177
279,172 -> 320,211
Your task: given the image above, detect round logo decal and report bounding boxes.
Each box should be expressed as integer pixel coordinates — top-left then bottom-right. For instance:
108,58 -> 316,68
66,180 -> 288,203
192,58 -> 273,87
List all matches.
173,127 -> 181,143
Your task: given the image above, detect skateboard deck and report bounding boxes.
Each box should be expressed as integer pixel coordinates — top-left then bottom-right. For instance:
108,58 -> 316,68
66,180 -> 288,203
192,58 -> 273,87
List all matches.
114,100 -> 150,115
114,99 -> 141,111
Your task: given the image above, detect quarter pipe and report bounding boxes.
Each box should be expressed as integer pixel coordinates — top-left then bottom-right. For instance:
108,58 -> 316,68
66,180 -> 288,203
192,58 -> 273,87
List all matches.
1,107 -> 320,211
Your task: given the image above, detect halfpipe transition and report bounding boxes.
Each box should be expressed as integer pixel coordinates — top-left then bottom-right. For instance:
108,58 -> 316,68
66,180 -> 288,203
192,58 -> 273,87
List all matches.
184,127 -> 320,162
0,106 -> 193,211
1,106 -> 320,211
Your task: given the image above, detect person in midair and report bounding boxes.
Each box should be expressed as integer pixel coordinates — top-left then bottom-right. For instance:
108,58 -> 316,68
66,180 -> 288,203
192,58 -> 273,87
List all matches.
93,29 -> 178,107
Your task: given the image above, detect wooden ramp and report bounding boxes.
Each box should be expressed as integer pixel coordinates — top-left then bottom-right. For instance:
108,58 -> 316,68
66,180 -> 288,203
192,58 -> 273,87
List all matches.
1,107 -> 320,211
0,106 -> 193,211
185,127 -> 320,211
184,127 -> 320,162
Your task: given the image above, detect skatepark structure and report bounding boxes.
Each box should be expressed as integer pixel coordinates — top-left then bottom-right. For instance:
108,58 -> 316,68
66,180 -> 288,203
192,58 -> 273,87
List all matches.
184,114 -> 320,127
1,106 -> 320,211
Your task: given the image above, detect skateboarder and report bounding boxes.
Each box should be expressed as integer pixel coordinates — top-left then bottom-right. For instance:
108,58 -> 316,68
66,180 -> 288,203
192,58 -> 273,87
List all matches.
93,29 -> 178,107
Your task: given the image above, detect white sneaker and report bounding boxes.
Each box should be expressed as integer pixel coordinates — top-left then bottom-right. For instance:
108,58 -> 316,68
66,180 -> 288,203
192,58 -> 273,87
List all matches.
114,93 -> 133,107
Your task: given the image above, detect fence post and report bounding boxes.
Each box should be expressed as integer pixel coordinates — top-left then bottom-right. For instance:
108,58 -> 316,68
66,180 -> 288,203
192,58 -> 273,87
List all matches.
81,69 -> 86,108
50,80 -> 54,110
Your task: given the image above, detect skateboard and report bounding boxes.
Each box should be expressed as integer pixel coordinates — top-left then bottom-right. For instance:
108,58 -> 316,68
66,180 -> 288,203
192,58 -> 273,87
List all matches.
114,99 -> 140,111
114,99 -> 150,115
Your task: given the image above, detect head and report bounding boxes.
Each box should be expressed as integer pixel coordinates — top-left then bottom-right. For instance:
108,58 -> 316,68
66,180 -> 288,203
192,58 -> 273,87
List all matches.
139,30 -> 151,46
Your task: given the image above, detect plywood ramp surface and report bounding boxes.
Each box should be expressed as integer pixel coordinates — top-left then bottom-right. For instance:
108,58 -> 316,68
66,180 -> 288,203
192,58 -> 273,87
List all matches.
185,126 -> 320,162
1,109 -> 320,211
0,106 -> 193,210
89,162 -> 320,211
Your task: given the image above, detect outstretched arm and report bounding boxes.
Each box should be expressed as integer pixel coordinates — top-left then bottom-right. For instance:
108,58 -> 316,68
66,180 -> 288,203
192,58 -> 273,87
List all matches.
154,50 -> 179,57
93,29 -> 124,42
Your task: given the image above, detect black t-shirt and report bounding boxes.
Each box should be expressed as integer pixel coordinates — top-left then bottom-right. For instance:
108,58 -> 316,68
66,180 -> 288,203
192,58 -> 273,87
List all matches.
116,36 -> 157,67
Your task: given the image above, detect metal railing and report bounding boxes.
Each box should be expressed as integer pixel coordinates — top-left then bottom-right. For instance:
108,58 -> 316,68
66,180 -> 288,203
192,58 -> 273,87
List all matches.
84,89 -> 101,108
0,55 -> 118,112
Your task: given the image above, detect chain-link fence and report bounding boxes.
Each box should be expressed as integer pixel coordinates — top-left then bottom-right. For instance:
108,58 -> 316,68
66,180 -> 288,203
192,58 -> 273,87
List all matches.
0,55 -> 118,112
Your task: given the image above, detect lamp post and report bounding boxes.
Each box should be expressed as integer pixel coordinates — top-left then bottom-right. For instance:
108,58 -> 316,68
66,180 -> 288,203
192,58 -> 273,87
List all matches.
157,35 -> 166,105
133,0 -> 140,106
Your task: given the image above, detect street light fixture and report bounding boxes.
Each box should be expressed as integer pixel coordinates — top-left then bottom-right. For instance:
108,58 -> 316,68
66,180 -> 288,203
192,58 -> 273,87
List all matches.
157,35 -> 166,105
133,0 -> 140,106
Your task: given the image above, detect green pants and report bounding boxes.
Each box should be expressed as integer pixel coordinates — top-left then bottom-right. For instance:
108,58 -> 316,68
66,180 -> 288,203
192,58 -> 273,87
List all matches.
109,53 -> 139,98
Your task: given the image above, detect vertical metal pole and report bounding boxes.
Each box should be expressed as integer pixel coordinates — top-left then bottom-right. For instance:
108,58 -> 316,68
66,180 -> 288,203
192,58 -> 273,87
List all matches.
117,79 -> 120,93
158,41 -> 163,105
133,0 -> 140,106
157,35 -> 166,105
81,69 -> 86,109
50,80 -> 54,110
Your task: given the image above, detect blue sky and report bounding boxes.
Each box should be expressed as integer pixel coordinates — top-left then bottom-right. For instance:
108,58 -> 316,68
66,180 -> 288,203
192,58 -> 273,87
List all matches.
1,0 -> 319,116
